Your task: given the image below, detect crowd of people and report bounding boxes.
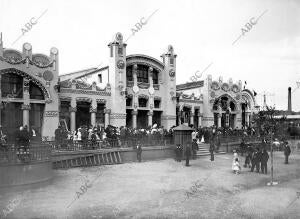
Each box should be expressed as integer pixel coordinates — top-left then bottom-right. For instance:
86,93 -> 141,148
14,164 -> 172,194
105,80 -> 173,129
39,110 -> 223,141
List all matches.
53,124 -> 175,149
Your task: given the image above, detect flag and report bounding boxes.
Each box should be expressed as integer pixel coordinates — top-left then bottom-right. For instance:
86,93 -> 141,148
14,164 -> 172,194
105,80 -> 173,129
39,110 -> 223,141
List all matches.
253,90 -> 257,96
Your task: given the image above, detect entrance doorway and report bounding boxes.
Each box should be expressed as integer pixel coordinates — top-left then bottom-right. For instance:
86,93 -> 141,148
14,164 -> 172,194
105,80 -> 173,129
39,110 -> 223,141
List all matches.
137,110 -> 147,129
29,103 -> 45,137
1,102 -> 23,142
76,102 -> 90,128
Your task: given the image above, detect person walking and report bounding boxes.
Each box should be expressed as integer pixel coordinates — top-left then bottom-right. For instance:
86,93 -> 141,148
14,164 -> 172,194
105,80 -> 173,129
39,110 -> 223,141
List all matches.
191,139 -> 198,160
283,141 -> 291,164
136,142 -> 142,162
251,148 -> 260,173
261,149 -> 269,174
209,137 -> 215,161
185,144 -> 192,166
232,158 -> 241,174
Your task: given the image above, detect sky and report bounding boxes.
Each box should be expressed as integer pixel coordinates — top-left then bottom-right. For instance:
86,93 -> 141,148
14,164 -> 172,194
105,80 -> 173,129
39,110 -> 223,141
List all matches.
0,0 -> 299,111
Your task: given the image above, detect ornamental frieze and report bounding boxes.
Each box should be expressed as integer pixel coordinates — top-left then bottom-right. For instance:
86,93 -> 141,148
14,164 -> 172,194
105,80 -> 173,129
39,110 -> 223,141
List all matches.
60,88 -> 111,96
161,115 -> 176,120
44,111 -> 59,117
110,113 -> 126,119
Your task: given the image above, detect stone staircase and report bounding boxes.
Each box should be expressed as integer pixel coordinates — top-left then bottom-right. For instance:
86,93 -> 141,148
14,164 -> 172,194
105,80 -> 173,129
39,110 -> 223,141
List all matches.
52,151 -> 122,169
196,143 -> 226,157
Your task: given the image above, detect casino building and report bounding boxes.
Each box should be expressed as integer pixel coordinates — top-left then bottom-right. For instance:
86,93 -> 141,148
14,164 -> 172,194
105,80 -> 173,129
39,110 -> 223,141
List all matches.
0,32 -> 257,140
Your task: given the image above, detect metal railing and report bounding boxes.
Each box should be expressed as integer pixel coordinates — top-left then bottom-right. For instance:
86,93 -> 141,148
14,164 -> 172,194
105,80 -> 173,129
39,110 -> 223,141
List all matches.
47,136 -> 174,151
0,143 -> 52,165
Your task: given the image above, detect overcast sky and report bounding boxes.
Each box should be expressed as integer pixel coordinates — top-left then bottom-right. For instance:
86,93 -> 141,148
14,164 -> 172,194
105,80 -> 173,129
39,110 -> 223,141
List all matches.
0,0 -> 299,111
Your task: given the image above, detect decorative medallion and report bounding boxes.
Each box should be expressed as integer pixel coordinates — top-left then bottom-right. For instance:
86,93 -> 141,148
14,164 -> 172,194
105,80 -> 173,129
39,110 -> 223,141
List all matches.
116,32 -> 123,42
211,81 -> 220,90
169,69 -> 175,77
132,85 -> 139,93
150,104 -> 154,109
221,83 -> 230,92
117,60 -> 125,69
231,84 -> 240,93
149,87 -> 155,95
24,43 -> 32,51
50,47 -> 58,55
210,91 -> 215,98
43,70 -> 54,81
235,94 -> 241,100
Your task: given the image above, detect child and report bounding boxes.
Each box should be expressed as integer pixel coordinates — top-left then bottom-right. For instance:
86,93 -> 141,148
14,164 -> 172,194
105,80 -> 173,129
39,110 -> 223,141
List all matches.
232,158 -> 241,174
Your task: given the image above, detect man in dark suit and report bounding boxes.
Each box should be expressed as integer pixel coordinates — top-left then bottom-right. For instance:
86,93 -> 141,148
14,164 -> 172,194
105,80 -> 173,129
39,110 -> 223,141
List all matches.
209,136 -> 215,161
283,142 -> 291,164
136,142 -> 142,162
185,144 -> 192,166
261,149 -> 269,174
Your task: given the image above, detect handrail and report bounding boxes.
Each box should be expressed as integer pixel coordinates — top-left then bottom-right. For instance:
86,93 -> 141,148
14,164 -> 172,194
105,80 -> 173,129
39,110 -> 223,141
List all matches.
0,143 -> 51,165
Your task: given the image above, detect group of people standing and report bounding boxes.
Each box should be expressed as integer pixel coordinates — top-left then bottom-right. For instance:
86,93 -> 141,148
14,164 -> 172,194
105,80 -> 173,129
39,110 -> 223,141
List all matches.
232,141 -> 292,175
174,139 -> 199,166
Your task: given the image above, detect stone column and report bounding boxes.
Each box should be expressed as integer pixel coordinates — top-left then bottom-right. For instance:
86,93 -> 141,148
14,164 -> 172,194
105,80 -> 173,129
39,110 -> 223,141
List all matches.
245,112 -> 249,127
190,113 -> 194,127
90,107 -> 97,128
197,112 -> 202,128
147,111 -> 153,127
69,106 -> 77,132
132,110 -> 138,128
104,109 -> 111,128
22,78 -> 30,129
218,113 -> 222,128
21,104 -> 31,128
90,99 -> 97,128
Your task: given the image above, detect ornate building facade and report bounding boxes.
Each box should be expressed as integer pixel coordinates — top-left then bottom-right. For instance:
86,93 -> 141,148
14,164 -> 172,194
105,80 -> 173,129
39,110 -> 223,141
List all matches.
0,32 -> 257,140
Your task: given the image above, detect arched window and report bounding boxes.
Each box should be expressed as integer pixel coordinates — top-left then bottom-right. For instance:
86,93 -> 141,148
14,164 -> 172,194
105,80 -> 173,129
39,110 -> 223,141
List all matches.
29,81 -> 44,100
1,73 -> 23,98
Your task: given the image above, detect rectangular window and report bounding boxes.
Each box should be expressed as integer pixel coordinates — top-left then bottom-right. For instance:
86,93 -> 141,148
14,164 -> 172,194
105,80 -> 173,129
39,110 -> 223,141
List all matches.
126,66 -> 133,82
137,65 -> 149,83
152,71 -> 158,84
126,97 -> 132,107
154,99 -> 160,108
138,98 -> 148,107
98,74 -> 102,83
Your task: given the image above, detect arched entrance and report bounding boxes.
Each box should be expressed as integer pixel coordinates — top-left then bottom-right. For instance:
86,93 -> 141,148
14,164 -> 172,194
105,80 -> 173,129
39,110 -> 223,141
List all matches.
0,70 -> 46,142
213,95 -> 237,129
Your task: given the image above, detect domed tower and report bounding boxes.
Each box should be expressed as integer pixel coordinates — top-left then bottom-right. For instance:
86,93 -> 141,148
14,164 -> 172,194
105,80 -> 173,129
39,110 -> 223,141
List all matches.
160,45 -> 177,128
107,32 -> 127,127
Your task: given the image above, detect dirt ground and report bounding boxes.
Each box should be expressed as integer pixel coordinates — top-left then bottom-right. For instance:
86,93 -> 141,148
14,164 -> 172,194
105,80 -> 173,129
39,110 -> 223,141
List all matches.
1,151 -> 300,219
